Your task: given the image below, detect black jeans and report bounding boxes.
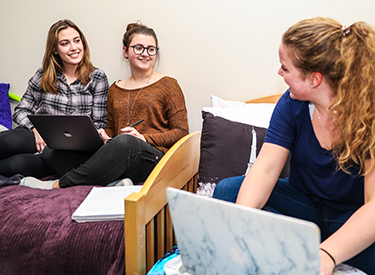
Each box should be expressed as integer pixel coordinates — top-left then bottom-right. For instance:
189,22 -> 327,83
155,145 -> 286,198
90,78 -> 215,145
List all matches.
43,134 -> 164,187
0,126 -> 51,178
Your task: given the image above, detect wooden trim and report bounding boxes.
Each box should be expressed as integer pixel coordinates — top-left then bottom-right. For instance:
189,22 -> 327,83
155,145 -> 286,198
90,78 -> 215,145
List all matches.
246,94 -> 282,104
165,204 -> 174,250
146,219 -> 155,271
124,193 -> 146,274
156,209 -> 165,260
125,131 -> 201,274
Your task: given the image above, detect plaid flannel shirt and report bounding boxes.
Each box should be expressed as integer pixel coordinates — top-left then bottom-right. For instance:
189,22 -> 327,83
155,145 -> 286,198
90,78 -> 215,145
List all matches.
13,67 -> 109,130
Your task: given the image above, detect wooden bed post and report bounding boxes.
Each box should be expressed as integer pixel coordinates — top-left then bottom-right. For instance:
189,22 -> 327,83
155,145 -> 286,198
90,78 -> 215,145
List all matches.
124,193 -> 147,274
124,131 -> 201,275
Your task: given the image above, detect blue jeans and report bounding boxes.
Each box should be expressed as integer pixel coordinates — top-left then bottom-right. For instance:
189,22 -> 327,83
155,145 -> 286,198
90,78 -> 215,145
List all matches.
213,176 -> 375,274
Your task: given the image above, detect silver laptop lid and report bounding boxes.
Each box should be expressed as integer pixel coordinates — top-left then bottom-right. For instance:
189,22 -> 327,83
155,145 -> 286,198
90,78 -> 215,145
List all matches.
28,115 -> 104,151
166,187 -> 321,275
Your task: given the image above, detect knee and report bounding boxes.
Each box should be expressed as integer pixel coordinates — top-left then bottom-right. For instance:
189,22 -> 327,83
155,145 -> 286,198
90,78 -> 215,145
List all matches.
0,154 -> 39,177
42,146 -> 53,163
212,176 -> 244,203
212,178 -> 232,200
0,128 -> 36,158
109,134 -> 141,151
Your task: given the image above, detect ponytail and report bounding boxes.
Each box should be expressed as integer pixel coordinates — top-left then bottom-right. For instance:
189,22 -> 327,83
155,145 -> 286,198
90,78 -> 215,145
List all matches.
331,22 -> 375,175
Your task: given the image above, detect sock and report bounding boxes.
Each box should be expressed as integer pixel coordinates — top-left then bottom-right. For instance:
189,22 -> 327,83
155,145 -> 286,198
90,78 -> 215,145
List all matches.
20,177 -> 57,189
107,178 -> 133,187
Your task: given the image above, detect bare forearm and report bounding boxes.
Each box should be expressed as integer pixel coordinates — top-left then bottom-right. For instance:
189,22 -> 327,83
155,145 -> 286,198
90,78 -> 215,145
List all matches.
236,143 -> 289,209
236,163 -> 276,209
321,200 -> 375,265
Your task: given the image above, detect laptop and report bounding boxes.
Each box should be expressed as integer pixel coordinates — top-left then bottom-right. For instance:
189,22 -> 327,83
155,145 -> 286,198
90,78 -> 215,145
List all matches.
166,187 -> 322,275
28,115 -> 104,151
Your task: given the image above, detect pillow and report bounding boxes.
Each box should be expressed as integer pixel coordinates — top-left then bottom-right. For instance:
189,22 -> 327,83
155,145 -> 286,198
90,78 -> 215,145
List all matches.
0,83 -> 11,130
208,95 -> 276,128
210,95 -> 247,108
197,111 -> 290,197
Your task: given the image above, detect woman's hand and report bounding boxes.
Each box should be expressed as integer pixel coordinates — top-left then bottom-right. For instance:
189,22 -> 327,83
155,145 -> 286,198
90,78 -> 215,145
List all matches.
320,249 -> 335,275
98,128 -> 112,143
32,127 -> 46,152
120,127 -> 146,142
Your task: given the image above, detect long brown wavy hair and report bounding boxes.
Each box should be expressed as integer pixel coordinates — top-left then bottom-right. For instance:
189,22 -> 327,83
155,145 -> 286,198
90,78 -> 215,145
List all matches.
41,19 -> 94,94
282,17 -> 375,175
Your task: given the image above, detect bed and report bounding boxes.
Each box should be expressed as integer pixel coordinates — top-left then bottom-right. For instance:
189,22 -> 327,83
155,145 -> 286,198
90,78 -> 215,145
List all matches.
0,130 -> 200,275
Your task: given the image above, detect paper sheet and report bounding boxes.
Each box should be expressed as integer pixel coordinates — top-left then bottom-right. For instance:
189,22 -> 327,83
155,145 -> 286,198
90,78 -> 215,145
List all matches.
72,186 -> 143,222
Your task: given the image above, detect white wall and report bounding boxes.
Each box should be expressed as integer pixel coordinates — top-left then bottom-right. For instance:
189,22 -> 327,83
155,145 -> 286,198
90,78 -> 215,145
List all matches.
1,0 -> 375,132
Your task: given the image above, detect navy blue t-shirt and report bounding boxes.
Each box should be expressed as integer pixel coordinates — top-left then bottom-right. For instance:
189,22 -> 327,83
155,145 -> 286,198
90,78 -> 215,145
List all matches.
264,91 -> 364,211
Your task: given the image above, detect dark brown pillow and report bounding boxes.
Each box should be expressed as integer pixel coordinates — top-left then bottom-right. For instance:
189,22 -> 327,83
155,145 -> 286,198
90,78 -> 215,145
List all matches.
197,111 -> 289,196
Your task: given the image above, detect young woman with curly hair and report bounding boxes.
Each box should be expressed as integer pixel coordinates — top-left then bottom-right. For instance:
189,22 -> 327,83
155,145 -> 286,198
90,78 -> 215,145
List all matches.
213,17 -> 375,275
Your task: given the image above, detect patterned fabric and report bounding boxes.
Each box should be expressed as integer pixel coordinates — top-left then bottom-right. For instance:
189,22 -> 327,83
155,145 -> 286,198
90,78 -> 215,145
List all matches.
0,83 -> 11,129
105,77 -> 189,153
147,244 -> 180,275
13,68 -> 109,130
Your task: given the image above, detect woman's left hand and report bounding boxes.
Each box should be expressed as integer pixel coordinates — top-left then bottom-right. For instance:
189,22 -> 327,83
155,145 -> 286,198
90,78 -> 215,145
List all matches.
120,127 -> 146,142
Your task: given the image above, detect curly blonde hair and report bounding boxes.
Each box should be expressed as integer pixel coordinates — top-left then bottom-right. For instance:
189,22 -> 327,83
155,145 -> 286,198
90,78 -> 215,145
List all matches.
282,17 -> 375,175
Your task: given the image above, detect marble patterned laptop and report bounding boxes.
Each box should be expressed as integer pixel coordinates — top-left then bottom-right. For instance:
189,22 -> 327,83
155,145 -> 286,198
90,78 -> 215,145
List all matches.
166,188 -> 335,275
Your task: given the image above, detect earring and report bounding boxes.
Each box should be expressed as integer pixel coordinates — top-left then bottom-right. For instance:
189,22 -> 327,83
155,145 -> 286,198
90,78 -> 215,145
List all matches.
311,85 -> 314,88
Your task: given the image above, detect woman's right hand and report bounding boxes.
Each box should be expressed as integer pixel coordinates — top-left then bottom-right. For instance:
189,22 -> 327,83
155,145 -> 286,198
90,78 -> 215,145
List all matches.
32,127 -> 46,152
320,249 -> 335,275
98,128 -> 111,143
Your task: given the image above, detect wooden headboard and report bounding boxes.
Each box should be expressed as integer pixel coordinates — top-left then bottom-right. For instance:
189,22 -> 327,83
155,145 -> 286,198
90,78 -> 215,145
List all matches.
124,93 -> 282,274
124,131 -> 201,274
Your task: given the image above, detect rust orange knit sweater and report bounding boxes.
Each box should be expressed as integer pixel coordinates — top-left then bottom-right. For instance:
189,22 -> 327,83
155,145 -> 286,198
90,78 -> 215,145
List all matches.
105,76 -> 189,153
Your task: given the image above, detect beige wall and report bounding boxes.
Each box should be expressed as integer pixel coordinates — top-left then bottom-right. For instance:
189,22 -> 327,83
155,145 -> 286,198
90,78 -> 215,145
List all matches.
1,0 -> 375,131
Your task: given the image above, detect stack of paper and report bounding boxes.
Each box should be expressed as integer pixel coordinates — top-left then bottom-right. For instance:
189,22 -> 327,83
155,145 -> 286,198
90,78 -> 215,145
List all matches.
72,186 -> 143,222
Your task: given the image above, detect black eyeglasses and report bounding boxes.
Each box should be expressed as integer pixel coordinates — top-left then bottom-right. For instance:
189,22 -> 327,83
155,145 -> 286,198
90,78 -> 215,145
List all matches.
130,45 -> 159,56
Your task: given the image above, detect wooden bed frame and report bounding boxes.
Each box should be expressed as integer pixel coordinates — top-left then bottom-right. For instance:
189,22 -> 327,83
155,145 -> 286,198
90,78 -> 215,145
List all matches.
124,131 -> 201,274
124,94 -> 282,274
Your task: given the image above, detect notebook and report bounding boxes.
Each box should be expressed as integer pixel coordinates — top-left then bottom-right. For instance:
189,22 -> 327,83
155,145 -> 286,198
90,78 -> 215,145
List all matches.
71,185 -> 143,222
28,115 -> 104,151
166,187 -> 322,275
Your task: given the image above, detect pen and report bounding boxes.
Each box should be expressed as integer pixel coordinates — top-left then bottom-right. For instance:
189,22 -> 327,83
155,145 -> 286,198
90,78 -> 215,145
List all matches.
129,119 -> 144,127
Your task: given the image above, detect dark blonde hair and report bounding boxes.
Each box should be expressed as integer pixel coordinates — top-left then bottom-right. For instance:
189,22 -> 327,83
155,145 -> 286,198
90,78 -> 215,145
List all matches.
122,22 -> 158,51
41,19 -> 94,94
283,17 -> 375,175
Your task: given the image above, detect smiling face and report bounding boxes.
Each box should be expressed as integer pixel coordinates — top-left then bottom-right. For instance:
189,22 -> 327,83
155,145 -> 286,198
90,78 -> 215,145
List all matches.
124,34 -> 157,72
278,43 -> 312,100
55,27 -> 84,69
